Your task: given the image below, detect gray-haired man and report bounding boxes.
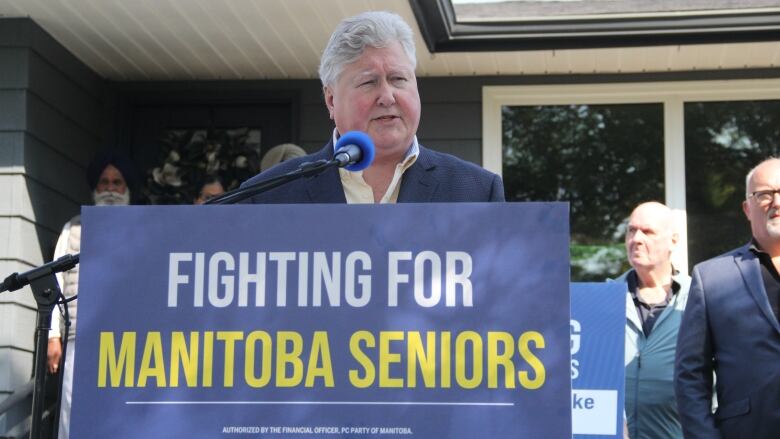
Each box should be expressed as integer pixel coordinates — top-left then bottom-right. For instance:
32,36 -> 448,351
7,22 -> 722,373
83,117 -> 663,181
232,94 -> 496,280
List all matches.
675,158 -> 780,438
242,11 -> 503,204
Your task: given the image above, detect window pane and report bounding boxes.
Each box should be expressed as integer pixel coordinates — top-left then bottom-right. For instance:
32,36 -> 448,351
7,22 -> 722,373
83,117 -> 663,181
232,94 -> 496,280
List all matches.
144,128 -> 262,205
684,100 -> 780,265
502,104 -> 664,281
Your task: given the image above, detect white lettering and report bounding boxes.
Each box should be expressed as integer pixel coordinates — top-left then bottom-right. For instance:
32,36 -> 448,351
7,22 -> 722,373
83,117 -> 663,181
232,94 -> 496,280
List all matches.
313,252 -> 340,307
208,252 -> 234,307
269,252 -> 295,306
167,253 -> 191,307
345,251 -> 372,307
387,251 -> 412,307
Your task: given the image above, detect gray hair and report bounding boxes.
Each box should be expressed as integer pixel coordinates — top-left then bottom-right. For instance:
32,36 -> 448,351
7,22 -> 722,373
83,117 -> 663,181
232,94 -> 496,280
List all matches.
318,11 -> 416,87
746,157 -> 780,198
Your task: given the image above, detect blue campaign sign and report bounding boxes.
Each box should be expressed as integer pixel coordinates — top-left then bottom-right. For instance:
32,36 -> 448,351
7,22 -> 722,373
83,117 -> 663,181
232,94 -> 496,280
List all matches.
71,203 -> 571,438
570,282 -> 626,438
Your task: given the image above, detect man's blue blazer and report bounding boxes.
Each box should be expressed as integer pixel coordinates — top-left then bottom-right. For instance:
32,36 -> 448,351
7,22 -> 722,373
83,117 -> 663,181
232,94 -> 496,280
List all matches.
675,243 -> 780,439
240,142 -> 505,203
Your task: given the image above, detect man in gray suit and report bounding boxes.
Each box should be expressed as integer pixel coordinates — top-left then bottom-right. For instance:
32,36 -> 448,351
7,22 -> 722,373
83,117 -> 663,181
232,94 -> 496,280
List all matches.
675,158 -> 780,438
241,11 -> 503,204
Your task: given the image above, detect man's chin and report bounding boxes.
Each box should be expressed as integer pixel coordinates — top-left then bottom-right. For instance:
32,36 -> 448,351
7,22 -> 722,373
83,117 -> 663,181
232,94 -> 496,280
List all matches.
766,224 -> 780,239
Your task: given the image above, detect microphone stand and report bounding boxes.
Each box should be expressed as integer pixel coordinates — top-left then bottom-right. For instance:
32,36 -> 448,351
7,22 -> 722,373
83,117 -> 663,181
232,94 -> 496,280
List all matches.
0,254 -> 79,439
0,150 -> 352,436
0,154 -> 340,436
0,147 -> 356,436
206,158 -> 341,205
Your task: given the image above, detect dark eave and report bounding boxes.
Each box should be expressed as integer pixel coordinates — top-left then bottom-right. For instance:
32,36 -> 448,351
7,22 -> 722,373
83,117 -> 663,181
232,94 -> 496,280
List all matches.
410,0 -> 780,52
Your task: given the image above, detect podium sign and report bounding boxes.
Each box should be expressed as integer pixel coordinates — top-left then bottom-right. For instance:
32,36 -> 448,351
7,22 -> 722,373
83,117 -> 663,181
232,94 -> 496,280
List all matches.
571,283 -> 626,438
72,203 -> 571,438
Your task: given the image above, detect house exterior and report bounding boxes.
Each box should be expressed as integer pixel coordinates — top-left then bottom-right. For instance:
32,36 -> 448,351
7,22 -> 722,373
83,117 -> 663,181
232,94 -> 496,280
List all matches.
2,0 -> 780,433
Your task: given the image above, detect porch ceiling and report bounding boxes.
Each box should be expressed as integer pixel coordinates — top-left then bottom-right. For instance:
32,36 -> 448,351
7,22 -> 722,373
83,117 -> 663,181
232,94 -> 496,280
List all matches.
1,0 -> 779,81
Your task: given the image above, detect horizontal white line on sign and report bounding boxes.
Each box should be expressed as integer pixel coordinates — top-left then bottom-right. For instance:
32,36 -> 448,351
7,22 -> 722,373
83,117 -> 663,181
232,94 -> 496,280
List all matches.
125,401 -> 514,406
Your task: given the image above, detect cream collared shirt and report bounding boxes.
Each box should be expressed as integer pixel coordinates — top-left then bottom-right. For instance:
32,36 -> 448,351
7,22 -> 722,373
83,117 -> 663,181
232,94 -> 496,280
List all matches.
332,130 -> 419,204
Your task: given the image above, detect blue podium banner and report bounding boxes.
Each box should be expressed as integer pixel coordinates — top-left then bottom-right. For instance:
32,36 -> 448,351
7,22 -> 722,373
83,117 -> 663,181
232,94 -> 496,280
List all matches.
571,282 -> 626,438
71,203 -> 571,438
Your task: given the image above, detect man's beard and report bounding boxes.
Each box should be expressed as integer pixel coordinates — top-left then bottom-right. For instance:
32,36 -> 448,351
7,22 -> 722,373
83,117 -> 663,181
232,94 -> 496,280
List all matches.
766,207 -> 780,238
93,190 -> 130,206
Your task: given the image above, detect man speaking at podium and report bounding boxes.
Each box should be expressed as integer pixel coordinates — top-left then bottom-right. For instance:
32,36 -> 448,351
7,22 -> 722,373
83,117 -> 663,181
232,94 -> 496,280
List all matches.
241,11 -> 504,204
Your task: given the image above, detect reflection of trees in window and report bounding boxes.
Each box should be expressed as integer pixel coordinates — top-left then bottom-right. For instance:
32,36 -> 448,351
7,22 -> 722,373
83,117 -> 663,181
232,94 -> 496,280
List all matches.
685,101 -> 780,265
502,104 -> 664,280
144,128 -> 262,205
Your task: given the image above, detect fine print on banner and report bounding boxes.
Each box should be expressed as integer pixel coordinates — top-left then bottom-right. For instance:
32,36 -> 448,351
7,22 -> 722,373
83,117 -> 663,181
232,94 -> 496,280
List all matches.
221,425 -> 414,435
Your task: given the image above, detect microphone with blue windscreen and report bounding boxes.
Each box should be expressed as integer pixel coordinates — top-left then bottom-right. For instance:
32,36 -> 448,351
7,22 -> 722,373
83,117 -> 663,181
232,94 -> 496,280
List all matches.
334,131 -> 375,171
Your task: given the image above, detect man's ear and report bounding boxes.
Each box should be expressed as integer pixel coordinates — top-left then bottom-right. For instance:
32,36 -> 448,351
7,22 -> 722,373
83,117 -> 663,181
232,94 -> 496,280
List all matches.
742,199 -> 750,221
323,86 -> 335,120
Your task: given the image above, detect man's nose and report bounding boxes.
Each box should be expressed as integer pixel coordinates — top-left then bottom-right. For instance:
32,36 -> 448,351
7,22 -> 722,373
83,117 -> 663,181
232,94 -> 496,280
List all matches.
376,81 -> 396,106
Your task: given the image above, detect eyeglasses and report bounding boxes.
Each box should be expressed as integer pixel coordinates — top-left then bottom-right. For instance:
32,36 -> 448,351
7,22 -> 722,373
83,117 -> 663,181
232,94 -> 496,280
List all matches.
748,189 -> 780,205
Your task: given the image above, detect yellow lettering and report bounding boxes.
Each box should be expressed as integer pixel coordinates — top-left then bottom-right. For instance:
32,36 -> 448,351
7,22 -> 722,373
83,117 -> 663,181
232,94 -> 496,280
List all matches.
487,332 -> 515,389
440,331 -> 451,388
407,331 -> 436,388
349,331 -> 375,388
203,331 -> 213,387
276,331 -> 303,387
305,331 -> 334,387
137,332 -> 166,387
455,331 -> 482,389
170,332 -> 199,387
518,331 -> 546,390
245,331 -> 272,388
379,331 -> 404,388
217,331 -> 243,387
97,331 -> 136,387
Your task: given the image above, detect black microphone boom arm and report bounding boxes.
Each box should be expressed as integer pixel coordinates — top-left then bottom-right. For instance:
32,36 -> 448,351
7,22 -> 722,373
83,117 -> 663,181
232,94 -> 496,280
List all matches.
205,158 -> 339,205
0,253 -> 79,294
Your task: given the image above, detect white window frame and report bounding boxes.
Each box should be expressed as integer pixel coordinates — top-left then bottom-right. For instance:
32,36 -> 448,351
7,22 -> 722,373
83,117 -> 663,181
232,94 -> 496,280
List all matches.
483,78 -> 780,273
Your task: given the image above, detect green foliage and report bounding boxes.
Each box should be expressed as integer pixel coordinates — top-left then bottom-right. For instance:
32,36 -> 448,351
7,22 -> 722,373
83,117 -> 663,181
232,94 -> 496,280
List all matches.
684,101 -> 780,264
571,243 -> 629,281
502,103 -> 664,280
503,104 -> 664,243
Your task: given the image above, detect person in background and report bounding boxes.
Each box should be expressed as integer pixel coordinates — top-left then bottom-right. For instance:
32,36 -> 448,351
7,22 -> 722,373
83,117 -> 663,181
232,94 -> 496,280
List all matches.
47,153 -> 136,439
260,143 -> 307,172
675,157 -> 780,439
241,11 -> 503,204
194,174 -> 225,204
613,201 -> 690,439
